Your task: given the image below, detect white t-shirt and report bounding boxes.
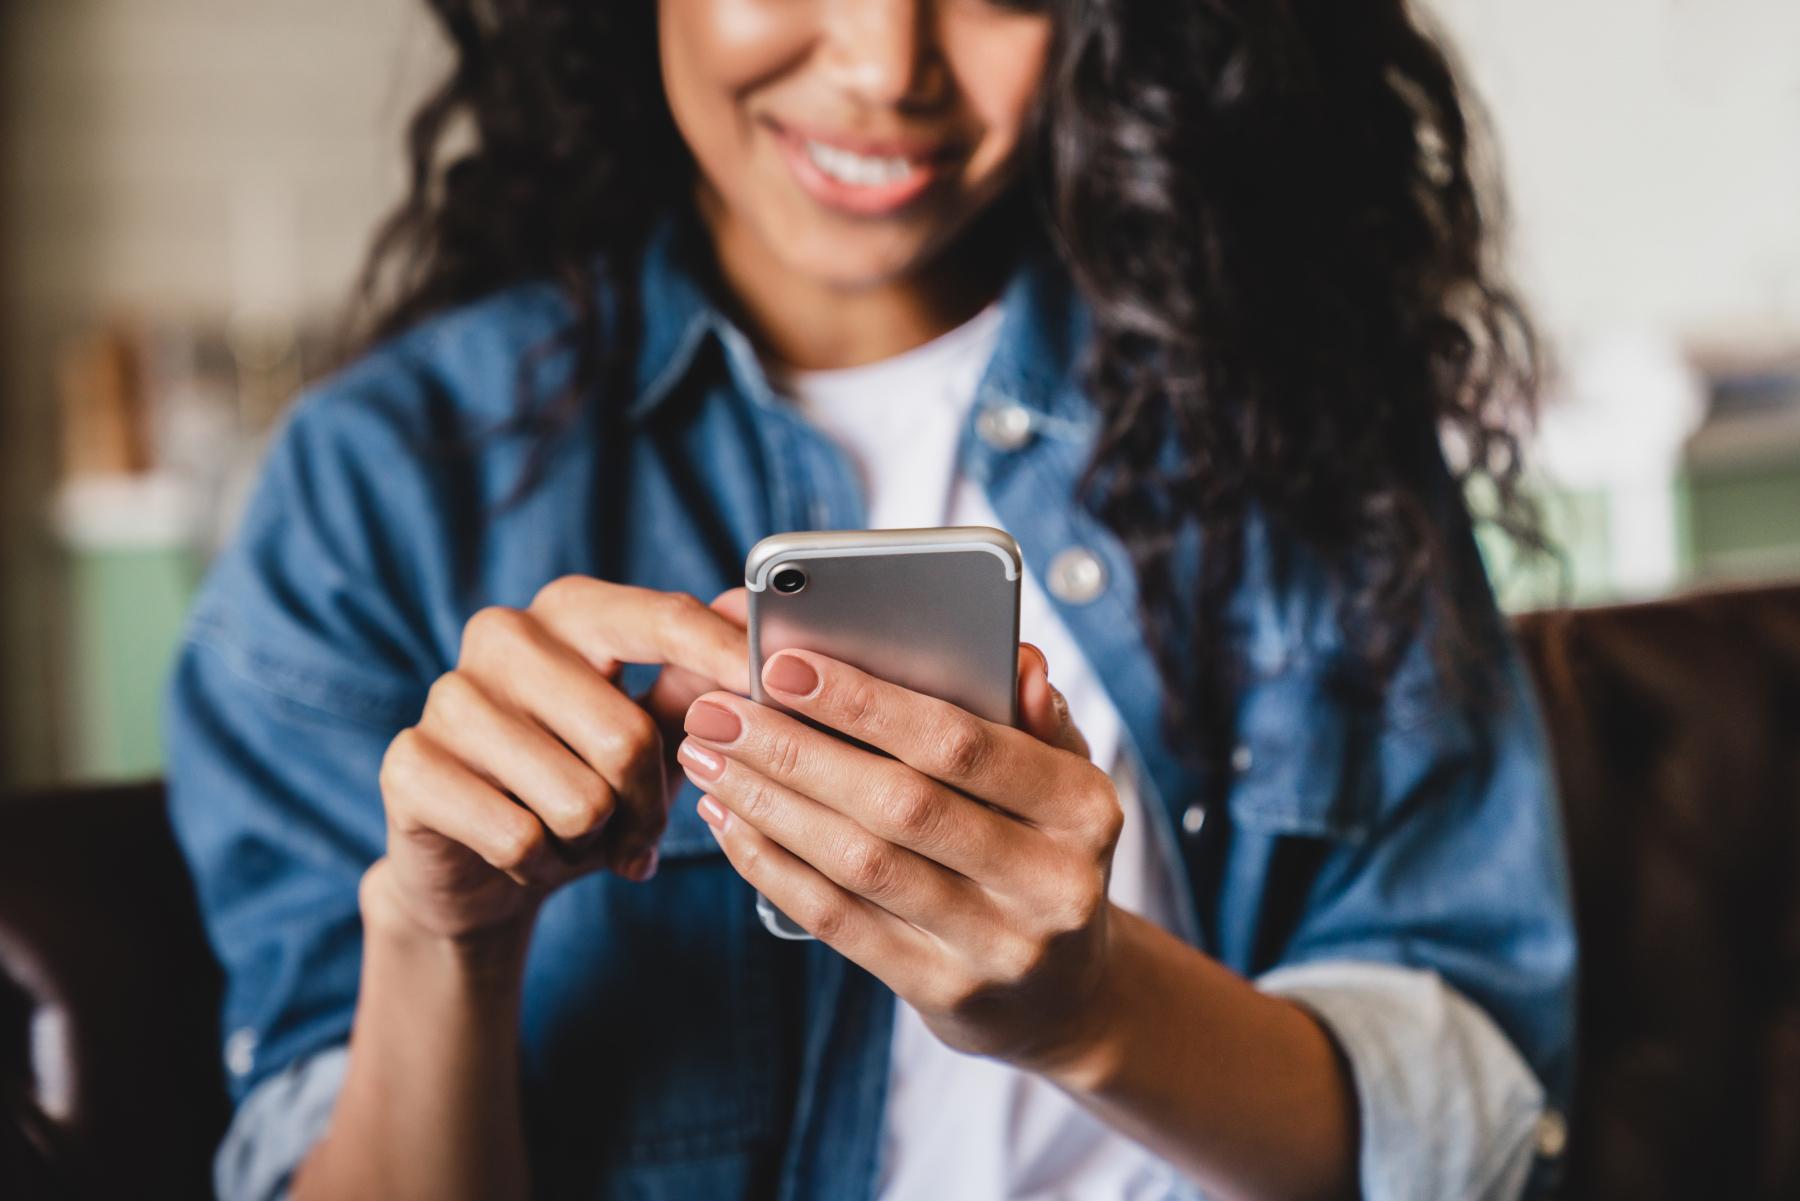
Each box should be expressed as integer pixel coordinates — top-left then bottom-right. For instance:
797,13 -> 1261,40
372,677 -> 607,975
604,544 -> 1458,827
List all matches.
776,305 -> 1191,1201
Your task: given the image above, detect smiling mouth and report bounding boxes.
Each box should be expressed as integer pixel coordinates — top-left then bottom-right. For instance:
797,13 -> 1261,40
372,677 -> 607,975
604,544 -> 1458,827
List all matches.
764,116 -> 956,216
801,138 -> 921,187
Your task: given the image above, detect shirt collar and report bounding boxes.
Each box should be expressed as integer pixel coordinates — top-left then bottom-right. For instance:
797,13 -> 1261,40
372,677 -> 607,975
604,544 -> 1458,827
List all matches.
625,210 -> 723,420
622,209 -> 1094,443
974,237 -> 1095,444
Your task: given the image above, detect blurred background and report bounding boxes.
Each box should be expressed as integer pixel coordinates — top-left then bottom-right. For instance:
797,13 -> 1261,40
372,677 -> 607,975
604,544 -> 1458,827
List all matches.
1,0 -> 1797,790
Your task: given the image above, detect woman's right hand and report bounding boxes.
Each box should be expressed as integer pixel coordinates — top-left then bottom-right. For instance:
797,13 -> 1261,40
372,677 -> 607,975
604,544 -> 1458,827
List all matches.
367,578 -> 751,943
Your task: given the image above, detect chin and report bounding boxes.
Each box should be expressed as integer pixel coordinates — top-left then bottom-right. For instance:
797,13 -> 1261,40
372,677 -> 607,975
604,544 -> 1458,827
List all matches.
777,226 -> 939,293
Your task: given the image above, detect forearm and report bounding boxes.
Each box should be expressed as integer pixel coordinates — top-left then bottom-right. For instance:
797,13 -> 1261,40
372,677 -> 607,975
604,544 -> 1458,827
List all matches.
1042,906 -> 1359,1201
291,862 -> 535,1201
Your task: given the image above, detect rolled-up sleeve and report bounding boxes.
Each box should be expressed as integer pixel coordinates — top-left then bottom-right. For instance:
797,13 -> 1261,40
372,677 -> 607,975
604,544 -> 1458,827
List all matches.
163,374 -> 449,1183
165,387 -> 439,1079
1213,509 -> 1577,1200
214,1045 -> 349,1201
1258,960 -> 1549,1201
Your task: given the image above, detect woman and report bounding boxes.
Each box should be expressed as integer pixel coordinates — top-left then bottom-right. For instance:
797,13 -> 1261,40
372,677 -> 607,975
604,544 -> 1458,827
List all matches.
167,2 -> 1575,1200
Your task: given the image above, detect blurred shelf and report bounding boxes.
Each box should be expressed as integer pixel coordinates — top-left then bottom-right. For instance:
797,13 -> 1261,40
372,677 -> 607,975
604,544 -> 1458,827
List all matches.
1686,403 -> 1800,472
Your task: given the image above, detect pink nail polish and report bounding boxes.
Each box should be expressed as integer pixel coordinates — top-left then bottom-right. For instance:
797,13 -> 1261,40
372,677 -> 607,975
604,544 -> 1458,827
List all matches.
697,794 -> 729,830
763,652 -> 819,697
678,738 -> 724,780
684,699 -> 742,743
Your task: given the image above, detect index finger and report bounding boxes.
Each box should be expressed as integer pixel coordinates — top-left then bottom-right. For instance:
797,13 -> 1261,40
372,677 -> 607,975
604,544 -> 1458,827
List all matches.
531,577 -> 752,695
757,648 -> 1095,823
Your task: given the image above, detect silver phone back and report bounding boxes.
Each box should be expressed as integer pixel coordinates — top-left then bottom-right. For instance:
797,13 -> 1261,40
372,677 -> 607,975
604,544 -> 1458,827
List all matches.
746,526 -> 1023,727
744,527 -> 1023,939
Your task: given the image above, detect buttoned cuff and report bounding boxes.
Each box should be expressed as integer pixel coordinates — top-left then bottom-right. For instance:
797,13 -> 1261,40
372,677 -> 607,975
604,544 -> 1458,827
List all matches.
1257,961 -> 1556,1201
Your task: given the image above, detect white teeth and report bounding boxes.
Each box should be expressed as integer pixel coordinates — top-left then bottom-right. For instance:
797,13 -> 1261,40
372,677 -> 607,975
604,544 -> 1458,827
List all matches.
803,139 -> 916,187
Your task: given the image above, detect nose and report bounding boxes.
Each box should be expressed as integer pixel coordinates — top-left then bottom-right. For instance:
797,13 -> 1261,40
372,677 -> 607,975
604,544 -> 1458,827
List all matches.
820,0 -> 946,109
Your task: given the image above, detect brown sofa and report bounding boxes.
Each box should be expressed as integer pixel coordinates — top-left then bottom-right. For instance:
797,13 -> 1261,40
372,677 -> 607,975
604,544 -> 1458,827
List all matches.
3,583 -> 1798,1200
1514,584 -> 1800,1199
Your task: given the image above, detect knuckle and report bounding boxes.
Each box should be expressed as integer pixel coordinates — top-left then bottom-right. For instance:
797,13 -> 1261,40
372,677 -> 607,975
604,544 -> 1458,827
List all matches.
529,574 -> 583,613
766,727 -> 805,778
836,835 -> 897,898
594,704 -> 659,770
1083,787 -> 1125,851
738,776 -> 780,825
933,968 -> 988,1017
833,678 -> 881,732
875,775 -> 939,841
933,720 -> 992,780
490,818 -> 545,873
799,889 -> 851,943
925,975 -> 967,1015
584,722 -> 633,772
733,834 -> 763,875
425,671 -> 479,722
568,774 -> 615,835
617,702 -> 660,751
380,727 -> 427,793
991,934 -> 1048,987
1043,862 -> 1105,934
462,605 -> 528,658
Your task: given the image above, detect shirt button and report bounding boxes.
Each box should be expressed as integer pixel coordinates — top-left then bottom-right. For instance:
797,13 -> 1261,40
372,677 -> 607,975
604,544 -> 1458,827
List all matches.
1534,1109 -> 1568,1159
1047,546 -> 1107,605
975,403 -> 1033,451
1230,744 -> 1254,773
224,1028 -> 258,1077
1180,803 -> 1207,836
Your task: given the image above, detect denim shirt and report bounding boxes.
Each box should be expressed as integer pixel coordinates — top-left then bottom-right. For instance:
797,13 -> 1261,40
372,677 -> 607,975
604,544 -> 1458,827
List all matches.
165,215 -> 1577,1201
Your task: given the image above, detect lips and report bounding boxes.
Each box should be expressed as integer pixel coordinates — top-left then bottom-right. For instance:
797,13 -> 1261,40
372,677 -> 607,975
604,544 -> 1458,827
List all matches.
766,118 -> 955,217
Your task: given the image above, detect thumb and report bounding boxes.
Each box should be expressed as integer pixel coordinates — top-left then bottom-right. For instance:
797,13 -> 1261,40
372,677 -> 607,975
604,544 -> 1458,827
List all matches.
642,587 -> 750,740
1017,643 -> 1090,760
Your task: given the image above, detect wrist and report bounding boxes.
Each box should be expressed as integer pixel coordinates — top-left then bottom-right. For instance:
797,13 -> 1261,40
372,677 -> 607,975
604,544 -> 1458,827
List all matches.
359,859 -> 537,992
1027,904 -> 1141,1097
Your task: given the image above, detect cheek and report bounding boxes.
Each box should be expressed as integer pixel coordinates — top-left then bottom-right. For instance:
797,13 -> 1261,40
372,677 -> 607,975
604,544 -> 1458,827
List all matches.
945,20 -> 1053,183
659,2 -> 1051,289
660,0 -> 806,176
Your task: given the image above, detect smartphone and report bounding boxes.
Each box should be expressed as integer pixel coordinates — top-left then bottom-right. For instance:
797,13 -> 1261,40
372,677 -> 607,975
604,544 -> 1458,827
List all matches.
744,526 -> 1023,939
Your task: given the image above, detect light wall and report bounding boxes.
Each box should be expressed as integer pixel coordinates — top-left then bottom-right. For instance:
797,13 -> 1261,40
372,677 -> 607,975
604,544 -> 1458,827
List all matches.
0,0 -> 430,786
1427,0 -> 1800,346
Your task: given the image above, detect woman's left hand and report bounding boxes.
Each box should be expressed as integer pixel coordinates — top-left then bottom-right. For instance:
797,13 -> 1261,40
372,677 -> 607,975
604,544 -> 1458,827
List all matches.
677,642 -> 1124,1075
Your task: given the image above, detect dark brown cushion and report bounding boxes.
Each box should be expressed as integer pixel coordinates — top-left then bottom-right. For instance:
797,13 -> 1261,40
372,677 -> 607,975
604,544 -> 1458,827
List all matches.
1516,585 -> 1800,1201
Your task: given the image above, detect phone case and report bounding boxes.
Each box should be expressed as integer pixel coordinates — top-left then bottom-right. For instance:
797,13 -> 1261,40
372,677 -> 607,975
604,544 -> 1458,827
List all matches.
743,526 -> 1023,939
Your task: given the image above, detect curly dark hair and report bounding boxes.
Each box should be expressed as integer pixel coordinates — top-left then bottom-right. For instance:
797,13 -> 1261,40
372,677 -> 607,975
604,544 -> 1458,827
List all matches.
358,0 -> 1543,776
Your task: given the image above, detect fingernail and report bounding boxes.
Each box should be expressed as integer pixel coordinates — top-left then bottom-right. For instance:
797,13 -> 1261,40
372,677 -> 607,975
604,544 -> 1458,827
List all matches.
685,699 -> 742,744
764,652 -> 818,697
1020,642 -> 1046,672
622,846 -> 659,882
697,795 -> 729,830
677,738 -> 724,781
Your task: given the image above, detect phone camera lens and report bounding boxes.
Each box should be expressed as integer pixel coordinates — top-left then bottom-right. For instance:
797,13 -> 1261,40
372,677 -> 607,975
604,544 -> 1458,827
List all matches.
772,567 -> 807,595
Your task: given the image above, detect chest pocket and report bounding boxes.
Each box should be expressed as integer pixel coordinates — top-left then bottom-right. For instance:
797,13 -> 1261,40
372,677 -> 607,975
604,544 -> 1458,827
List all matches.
1225,664 -> 1378,844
